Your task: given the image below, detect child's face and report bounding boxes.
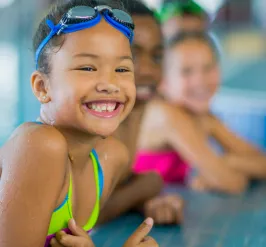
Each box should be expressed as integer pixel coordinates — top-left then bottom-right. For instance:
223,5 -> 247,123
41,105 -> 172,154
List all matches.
40,20 -> 136,137
132,15 -> 163,102
164,39 -> 219,114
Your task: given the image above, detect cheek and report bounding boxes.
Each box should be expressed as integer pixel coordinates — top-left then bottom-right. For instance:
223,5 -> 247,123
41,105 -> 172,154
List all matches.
121,82 -> 136,119
128,82 -> 137,102
178,82 -> 189,102
209,72 -> 220,91
54,84 -> 79,105
174,76 -> 188,94
166,77 -> 185,101
155,67 -> 163,84
121,76 -> 136,100
49,74 -> 83,110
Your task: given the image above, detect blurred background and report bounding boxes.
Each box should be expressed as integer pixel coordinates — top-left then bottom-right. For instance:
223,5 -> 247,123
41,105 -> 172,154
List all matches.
1,0 -> 266,149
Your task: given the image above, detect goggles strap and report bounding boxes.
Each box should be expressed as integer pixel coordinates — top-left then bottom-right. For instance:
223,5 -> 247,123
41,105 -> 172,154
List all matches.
35,20 -> 62,69
103,12 -> 133,43
35,10 -> 134,69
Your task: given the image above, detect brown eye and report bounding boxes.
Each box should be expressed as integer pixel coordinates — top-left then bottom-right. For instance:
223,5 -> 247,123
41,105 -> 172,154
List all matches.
78,67 -> 96,72
116,68 -> 130,73
153,54 -> 163,64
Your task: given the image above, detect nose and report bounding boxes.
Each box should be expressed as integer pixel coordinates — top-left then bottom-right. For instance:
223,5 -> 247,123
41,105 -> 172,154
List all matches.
96,82 -> 120,94
96,71 -> 120,94
192,70 -> 206,87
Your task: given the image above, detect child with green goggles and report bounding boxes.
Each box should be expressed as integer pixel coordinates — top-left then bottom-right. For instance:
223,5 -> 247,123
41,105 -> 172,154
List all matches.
157,0 -> 209,24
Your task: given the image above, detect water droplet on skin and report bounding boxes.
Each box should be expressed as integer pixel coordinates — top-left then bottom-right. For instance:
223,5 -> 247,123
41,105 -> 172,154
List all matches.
0,202 -> 3,217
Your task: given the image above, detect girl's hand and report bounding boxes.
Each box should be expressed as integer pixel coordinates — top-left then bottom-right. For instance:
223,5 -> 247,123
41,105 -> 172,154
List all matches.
189,173 -> 248,194
50,219 -> 95,247
143,194 -> 184,225
189,175 -> 210,192
123,218 -> 158,247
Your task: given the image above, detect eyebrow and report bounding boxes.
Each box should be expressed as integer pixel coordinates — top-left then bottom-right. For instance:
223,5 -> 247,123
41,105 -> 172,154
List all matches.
119,56 -> 133,62
73,53 -> 99,59
73,53 -> 133,62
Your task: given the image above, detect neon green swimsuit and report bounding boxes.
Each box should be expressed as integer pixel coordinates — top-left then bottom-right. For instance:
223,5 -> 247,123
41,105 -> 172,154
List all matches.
44,149 -> 104,247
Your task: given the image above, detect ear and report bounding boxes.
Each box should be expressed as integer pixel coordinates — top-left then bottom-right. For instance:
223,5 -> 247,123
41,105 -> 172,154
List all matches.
31,71 -> 51,104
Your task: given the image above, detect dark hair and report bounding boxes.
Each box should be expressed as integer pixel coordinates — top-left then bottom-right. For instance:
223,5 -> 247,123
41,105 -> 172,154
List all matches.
122,0 -> 158,21
33,0 -> 125,74
166,31 -> 219,60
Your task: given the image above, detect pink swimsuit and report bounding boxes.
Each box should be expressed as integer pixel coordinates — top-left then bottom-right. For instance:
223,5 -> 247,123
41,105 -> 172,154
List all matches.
133,151 -> 190,184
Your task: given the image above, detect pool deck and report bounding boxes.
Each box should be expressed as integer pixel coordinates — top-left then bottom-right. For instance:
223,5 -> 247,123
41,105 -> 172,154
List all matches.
92,182 -> 266,247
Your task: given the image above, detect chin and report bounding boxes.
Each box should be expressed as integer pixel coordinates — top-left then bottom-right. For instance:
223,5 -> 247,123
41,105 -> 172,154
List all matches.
88,122 -> 119,138
185,101 -> 210,114
192,105 -> 210,115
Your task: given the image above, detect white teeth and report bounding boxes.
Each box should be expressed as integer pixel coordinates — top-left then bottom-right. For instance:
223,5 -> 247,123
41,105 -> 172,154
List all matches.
107,105 -> 115,112
87,103 -> 117,112
96,106 -> 102,112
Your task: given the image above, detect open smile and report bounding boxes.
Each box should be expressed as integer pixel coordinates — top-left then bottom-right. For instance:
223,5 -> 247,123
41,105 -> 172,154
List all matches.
83,100 -> 124,118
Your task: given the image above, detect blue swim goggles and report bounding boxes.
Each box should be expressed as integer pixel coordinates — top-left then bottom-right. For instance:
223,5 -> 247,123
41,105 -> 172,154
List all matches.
35,5 -> 135,69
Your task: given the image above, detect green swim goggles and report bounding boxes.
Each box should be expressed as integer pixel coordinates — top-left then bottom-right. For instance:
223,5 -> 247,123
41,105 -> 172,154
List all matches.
157,0 -> 207,23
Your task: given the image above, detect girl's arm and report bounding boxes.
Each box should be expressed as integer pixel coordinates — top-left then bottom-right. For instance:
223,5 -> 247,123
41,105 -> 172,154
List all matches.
97,172 -> 163,224
0,125 -> 68,247
210,115 -> 260,154
211,116 -> 266,178
155,102 -> 248,194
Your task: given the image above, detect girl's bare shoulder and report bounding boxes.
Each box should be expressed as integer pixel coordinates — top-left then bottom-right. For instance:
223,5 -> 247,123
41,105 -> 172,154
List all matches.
146,99 -> 194,127
1,122 -> 68,173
